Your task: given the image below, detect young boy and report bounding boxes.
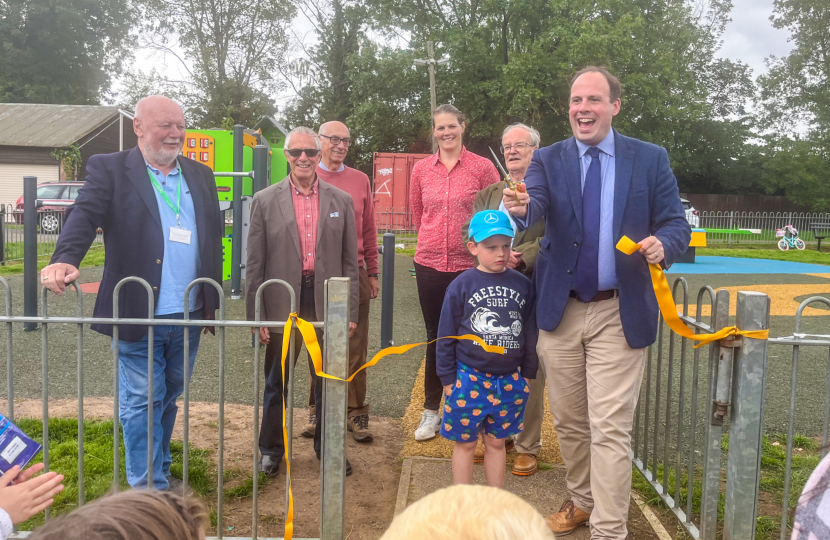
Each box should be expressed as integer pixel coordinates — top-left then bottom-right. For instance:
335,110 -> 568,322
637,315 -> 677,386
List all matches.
437,210 -> 538,487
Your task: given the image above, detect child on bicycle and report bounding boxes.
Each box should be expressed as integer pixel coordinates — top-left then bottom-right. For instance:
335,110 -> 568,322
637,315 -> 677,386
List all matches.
436,210 -> 538,487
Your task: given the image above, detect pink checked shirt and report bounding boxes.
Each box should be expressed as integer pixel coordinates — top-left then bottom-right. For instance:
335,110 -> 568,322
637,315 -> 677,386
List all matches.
410,146 -> 501,272
290,176 -> 319,275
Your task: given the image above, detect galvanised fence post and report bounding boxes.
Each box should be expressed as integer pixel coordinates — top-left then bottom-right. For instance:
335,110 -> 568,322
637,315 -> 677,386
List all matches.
23,176 -> 38,332
700,288 -> 730,539
321,277 -> 349,540
380,233 -> 395,347
0,204 -> 6,266
231,124 -> 244,299
723,291 -> 770,540
253,144 -> 269,194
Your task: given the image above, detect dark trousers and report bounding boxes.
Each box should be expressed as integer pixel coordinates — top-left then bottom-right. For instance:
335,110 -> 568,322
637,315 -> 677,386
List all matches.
413,261 -> 465,411
260,282 -> 324,459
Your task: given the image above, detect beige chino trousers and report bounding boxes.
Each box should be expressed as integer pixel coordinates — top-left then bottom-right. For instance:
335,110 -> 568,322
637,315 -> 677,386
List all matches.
514,366 -> 546,455
538,296 -> 646,539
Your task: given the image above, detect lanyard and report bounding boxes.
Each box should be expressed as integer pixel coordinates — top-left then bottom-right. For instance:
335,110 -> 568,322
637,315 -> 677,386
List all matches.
147,166 -> 182,227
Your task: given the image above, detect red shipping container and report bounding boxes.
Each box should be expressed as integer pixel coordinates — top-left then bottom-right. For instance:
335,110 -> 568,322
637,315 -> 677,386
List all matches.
373,152 -> 431,231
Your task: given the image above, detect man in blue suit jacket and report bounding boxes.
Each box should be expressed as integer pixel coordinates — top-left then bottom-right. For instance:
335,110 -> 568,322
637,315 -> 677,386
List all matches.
41,96 -> 222,491
504,67 -> 690,538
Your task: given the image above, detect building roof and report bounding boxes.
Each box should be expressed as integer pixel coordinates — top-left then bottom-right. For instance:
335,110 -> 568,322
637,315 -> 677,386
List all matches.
0,104 -> 125,148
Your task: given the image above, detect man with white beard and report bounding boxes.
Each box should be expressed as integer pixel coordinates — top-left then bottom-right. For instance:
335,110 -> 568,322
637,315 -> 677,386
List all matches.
42,95 -> 223,492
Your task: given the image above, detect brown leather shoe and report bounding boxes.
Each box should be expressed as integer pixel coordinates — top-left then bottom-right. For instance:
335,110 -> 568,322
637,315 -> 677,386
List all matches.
347,414 -> 374,443
474,436 -> 514,463
473,436 -> 485,463
512,453 -> 538,476
301,409 -> 316,438
545,500 -> 590,535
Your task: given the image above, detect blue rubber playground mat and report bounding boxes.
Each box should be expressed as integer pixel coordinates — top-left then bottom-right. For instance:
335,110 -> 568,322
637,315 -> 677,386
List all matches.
667,256 -> 830,274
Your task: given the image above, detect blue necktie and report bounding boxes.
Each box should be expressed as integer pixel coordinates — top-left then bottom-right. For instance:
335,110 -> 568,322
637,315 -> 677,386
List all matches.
575,147 -> 601,302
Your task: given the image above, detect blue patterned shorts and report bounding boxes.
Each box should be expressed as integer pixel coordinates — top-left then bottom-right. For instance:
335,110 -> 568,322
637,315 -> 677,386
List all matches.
440,363 -> 529,442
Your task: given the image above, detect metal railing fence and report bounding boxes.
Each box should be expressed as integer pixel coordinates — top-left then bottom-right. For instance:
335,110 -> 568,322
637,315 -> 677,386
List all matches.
0,204 -> 103,264
0,275 -> 351,540
768,298 -> 830,540
699,211 -> 830,245
375,207 -> 416,244
633,279 -> 727,539
634,280 -> 830,540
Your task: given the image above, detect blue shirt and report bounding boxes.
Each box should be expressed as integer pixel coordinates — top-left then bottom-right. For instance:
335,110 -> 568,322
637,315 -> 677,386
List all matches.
318,161 -> 345,172
575,130 -> 618,290
436,268 -> 538,386
145,158 -> 202,315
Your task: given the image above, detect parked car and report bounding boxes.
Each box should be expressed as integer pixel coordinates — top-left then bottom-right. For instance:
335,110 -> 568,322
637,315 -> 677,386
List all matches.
681,198 -> 699,228
13,181 -> 83,234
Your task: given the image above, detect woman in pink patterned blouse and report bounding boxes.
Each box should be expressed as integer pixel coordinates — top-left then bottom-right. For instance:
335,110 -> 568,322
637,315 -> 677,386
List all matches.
409,104 -> 501,441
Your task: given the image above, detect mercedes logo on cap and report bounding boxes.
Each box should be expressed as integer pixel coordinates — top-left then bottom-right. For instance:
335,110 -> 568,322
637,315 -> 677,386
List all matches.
484,213 -> 500,223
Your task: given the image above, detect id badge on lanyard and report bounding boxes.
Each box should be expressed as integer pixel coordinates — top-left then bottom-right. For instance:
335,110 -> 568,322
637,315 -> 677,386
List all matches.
169,226 -> 191,244
148,166 -> 191,244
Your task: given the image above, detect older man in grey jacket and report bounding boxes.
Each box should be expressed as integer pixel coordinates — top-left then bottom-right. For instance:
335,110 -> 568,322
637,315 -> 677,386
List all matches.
246,126 -> 359,477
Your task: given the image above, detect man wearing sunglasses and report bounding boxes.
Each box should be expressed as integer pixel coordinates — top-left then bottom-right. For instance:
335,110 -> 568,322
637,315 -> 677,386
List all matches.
307,121 -> 379,444
246,126 -> 359,477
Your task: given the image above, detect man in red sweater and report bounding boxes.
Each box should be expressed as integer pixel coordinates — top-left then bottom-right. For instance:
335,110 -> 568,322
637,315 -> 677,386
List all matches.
307,120 -> 379,442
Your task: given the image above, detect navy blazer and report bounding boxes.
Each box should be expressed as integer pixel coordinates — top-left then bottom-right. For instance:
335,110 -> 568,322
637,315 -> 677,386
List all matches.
51,146 -> 223,341
522,130 -> 691,349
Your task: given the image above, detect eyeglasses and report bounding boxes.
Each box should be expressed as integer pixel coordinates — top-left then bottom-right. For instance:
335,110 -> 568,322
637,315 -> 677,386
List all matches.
320,134 -> 352,147
286,148 -> 320,158
500,142 -> 534,153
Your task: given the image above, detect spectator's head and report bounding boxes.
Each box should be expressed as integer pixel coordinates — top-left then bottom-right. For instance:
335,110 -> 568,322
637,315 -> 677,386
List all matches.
432,104 -> 466,154
28,489 -> 208,540
380,485 -> 555,540
318,121 -> 352,170
568,66 -> 621,147
284,126 -> 322,185
500,123 -> 540,178
134,95 -> 186,169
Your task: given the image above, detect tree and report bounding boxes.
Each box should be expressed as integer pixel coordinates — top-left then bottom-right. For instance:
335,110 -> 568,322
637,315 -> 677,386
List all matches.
0,0 -> 135,104
138,0 -> 296,128
758,0 -> 830,140
757,0 -> 830,210
284,0 -> 756,188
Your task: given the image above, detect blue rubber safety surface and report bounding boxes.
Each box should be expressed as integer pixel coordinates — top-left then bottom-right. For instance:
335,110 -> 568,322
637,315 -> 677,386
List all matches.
666,256 -> 830,274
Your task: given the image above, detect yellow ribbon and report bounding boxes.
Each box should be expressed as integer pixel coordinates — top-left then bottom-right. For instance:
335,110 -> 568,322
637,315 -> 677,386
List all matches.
615,236 -> 768,348
276,314 -> 506,539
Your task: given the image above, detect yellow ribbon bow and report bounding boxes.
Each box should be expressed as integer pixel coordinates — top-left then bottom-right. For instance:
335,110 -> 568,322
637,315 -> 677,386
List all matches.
615,236 -> 768,348
276,314 -> 506,539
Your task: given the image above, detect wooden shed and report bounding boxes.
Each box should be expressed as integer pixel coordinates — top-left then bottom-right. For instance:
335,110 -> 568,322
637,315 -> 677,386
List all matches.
0,104 -> 136,207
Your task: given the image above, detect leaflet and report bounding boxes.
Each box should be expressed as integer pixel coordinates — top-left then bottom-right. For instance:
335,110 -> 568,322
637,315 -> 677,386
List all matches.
0,414 -> 41,473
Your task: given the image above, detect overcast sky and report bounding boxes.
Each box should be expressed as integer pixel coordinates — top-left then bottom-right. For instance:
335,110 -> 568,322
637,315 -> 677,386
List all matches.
715,0 -> 793,76
126,0 -> 795,110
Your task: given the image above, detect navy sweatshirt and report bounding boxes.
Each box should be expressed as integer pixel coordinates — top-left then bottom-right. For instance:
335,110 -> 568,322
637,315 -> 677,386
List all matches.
436,267 -> 538,386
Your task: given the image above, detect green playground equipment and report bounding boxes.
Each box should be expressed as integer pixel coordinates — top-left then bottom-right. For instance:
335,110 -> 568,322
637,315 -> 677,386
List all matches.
183,117 -> 289,297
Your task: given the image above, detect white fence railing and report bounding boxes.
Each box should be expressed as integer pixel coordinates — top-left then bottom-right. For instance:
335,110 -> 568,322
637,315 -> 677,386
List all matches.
699,211 -> 830,245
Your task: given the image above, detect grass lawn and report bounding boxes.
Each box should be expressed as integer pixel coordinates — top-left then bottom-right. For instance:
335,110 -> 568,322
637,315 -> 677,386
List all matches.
0,246 -> 105,278
699,245 -> 830,265
14,417 -> 267,532
632,433 -> 821,539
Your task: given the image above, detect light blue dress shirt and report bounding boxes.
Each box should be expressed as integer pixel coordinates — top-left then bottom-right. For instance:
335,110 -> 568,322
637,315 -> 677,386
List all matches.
145,159 -> 202,315
318,161 -> 345,172
575,130 -> 618,290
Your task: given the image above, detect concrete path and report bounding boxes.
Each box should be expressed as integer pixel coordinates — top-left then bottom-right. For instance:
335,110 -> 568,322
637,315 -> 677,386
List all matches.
396,457 -> 671,539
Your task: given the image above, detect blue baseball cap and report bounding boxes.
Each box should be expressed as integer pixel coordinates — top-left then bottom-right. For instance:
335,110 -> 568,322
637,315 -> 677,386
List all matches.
468,210 -> 515,242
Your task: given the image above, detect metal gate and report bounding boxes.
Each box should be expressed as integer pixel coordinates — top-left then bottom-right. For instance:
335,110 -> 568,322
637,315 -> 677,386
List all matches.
634,277 -> 830,540
0,276 -> 351,540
